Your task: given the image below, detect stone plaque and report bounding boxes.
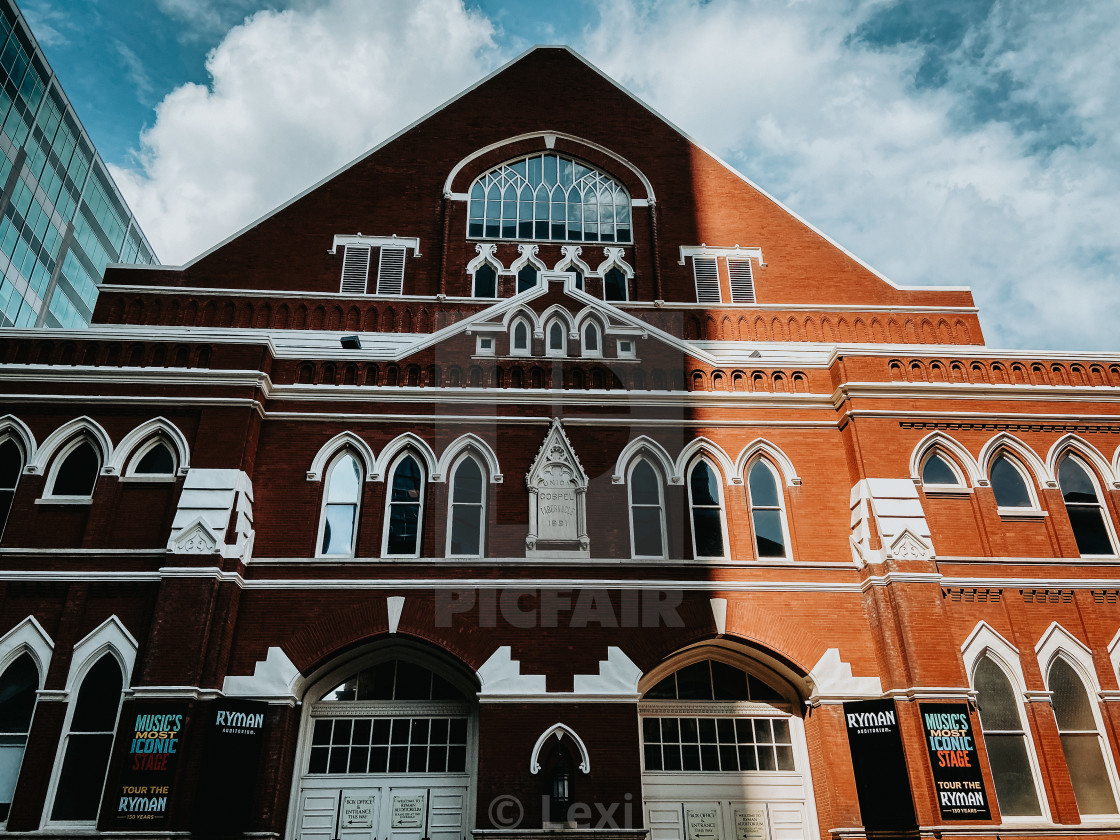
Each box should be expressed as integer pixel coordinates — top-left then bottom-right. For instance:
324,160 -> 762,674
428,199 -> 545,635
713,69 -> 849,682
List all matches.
537,463 -> 579,541
685,807 -> 721,840
341,795 -> 377,829
525,419 -> 589,556
391,794 -> 425,829
734,807 -> 768,840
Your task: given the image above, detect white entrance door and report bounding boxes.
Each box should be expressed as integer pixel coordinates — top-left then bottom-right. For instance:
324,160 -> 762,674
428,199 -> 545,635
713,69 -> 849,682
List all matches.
296,782 -> 468,840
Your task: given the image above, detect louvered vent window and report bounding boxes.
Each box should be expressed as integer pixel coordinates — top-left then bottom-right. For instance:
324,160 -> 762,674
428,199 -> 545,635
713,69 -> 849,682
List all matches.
728,258 -> 755,303
340,245 -> 372,293
692,257 -> 721,303
376,246 -> 406,295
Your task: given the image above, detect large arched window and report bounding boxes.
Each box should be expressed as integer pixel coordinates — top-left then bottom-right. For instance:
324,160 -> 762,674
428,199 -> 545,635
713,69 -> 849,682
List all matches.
0,653 -> 37,821
318,452 -> 363,557
1048,657 -> 1119,815
973,655 -> 1042,816
51,654 -> 123,823
747,460 -> 788,559
688,460 -> 726,559
45,438 -> 100,499
629,459 -> 666,558
990,454 -> 1034,509
0,438 -> 23,538
447,456 -> 485,557
468,153 -> 632,243
383,455 -> 425,557
1057,455 -> 1117,556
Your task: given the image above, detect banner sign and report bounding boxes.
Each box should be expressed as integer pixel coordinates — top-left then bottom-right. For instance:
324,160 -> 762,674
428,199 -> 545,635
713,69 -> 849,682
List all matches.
843,699 -> 918,832
105,702 -> 187,828
919,702 -> 991,820
192,700 -> 268,835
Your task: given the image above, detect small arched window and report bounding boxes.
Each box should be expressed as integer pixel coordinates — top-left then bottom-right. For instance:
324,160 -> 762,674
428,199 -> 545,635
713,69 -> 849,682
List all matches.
517,264 -> 538,293
990,455 -> 1033,508
0,653 -> 38,821
0,438 -> 24,537
747,460 -> 788,558
603,267 -> 627,302
383,455 -> 424,557
448,456 -> 485,557
688,460 -> 725,559
133,442 -> 175,475
921,452 -> 963,487
547,321 -> 566,357
629,459 -> 666,558
473,263 -> 497,298
1048,657 -> 1119,815
582,322 -> 600,356
1057,455 -> 1117,556
973,655 -> 1042,816
47,439 -> 100,499
318,452 -> 362,557
51,655 -> 123,822
511,320 -> 531,356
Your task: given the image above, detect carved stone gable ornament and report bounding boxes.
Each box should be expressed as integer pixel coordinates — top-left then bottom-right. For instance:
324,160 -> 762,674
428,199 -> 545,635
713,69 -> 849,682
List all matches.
526,418 -> 589,558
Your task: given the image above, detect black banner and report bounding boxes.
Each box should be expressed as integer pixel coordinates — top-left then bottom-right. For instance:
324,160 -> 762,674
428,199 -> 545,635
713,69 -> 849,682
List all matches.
105,702 -> 187,829
843,699 -> 918,832
919,702 -> 991,820
193,699 -> 268,835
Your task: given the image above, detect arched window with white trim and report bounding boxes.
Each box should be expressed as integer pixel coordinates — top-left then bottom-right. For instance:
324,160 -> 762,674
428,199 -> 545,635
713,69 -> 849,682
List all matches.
581,322 -> 601,357
0,438 -> 23,538
383,454 -> 425,557
472,263 -> 497,298
990,454 -> 1034,509
511,319 -> 531,356
447,455 -> 485,557
1057,455 -> 1117,556
50,654 -> 123,823
0,653 -> 37,821
467,153 -> 632,243
1048,657 -> 1119,815
629,459 -> 666,558
318,452 -> 363,557
973,655 -> 1043,817
688,459 -> 726,559
45,438 -> 100,500
921,452 -> 964,487
517,264 -> 538,293
747,459 -> 789,559
603,267 -> 627,302
546,320 -> 567,357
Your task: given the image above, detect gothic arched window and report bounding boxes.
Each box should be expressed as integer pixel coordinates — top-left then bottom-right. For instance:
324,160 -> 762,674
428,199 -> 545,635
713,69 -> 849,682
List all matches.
747,460 -> 788,558
383,455 -> 425,557
468,153 -> 632,243
688,460 -> 726,559
0,438 -> 23,537
318,452 -> 363,557
46,439 -> 100,499
448,456 -> 486,557
0,653 -> 37,820
973,655 -> 1042,816
990,455 -> 1033,508
1048,657 -> 1119,815
1057,455 -> 1117,556
629,459 -> 666,558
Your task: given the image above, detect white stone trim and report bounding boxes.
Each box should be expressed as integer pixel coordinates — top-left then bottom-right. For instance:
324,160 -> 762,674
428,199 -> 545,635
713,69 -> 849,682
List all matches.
223,646 -> 301,701
306,431 -> 376,481
529,723 -> 591,774
109,416 -> 190,477
0,415 -> 36,466
374,433 -> 438,482
807,648 -> 882,703
0,616 -> 53,685
509,243 -> 547,278
978,432 -> 1053,489
612,436 -> 677,485
678,244 -> 764,265
553,245 -> 592,279
436,434 -> 503,484
328,234 -> 420,256
387,596 -> 405,634
909,431 -> 982,487
1047,434 -> 1119,490
676,437 -> 738,486
30,416 -> 112,476
735,439 -> 801,487
477,646 -> 548,696
65,616 -> 138,695
466,243 -> 504,275
1110,628 -> 1120,686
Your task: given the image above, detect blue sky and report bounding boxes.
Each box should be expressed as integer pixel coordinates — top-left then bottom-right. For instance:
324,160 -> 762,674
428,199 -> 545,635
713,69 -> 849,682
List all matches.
22,0 -> 1120,351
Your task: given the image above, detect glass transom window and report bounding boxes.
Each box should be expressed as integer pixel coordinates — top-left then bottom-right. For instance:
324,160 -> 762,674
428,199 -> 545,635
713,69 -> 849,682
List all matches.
468,153 -> 632,243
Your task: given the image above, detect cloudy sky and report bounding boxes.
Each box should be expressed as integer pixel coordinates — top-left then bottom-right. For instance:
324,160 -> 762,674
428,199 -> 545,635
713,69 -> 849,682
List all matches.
25,0 -> 1120,351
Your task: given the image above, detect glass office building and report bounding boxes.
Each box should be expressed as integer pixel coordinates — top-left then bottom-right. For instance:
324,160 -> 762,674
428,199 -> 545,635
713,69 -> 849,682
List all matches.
0,0 -> 156,330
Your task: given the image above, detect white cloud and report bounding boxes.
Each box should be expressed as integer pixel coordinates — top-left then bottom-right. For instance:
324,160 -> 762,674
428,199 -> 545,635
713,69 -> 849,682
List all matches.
579,0 -> 1120,351
110,0 -> 497,266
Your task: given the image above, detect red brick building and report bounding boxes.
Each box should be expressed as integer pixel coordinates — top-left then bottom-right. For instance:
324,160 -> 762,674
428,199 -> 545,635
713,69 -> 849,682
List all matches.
1,46 -> 1119,840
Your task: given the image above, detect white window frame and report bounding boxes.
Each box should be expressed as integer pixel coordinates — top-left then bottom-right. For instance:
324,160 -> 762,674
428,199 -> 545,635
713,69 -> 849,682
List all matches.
686,457 -> 730,561
1056,454 -> 1120,557
919,450 -> 966,490
375,245 -> 407,295
475,335 -> 495,356
581,321 -> 602,358
616,339 -> 636,359
381,452 -> 426,559
627,458 -> 667,559
691,256 -> 721,304
989,453 -> 1042,515
340,244 -> 372,293
445,453 -> 487,558
42,437 -> 101,503
510,318 -> 532,357
121,437 -> 178,481
316,450 -> 364,559
545,319 -> 567,358
745,459 -> 791,560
